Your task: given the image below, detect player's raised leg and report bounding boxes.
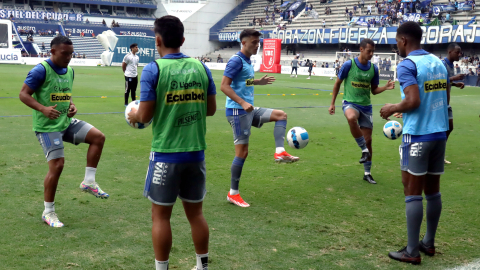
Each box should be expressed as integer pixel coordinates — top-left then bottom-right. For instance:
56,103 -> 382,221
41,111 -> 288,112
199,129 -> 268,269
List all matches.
270,109 -> 299,162
79,127 -> 109,198
344,108 -> 370,163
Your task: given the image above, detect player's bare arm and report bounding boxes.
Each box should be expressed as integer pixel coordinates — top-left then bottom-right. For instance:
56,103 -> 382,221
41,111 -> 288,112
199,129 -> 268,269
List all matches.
380,84 -> 420,119
122,61 -> 127,73
254,75 -> 275,85
329,78 -> 343,115
206,95 -> 216,116
220,76 -> 253,112
128,100 -> 155,124
371,79 -> 395,95
19,83 -> 60,119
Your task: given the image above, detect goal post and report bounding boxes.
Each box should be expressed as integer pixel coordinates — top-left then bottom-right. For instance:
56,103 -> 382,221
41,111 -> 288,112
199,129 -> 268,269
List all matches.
335,52 -> 398,81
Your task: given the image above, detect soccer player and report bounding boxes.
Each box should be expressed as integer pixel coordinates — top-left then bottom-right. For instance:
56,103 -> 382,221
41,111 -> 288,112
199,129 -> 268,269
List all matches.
291,55 -> 298,77
19,36 -> 109,228
127,16 -> 216,270
307,59 -> 314,79
441,43 -> 465,164
221,29 -> 299,208
328,38 -> 395,184
122,43 -> 139,106
380,21 -> 449,265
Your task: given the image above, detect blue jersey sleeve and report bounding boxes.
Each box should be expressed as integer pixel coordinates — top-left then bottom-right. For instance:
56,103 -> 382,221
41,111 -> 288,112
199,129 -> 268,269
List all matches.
201,62 -> 217,96
140,62 -> 159,102
397,59 -> 418,89
223,56 -> 243,80
24,64 -> 46,91
338,60 -> 352,80
372,64 -> 380,85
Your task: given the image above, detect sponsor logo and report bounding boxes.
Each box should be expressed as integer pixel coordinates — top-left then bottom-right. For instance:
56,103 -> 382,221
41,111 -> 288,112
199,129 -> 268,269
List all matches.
0,53 -> 19,61
165,89 -> 205,105
53,86 -> 71,92
170,81 -> 202,90
245,78 -> 254,86
424,79 -> 447,92
53,138 -> 61,146
152,162 -> 167,185
175,111 -> 201,127
170,68 -> 198,76
410,142 -> 422,157
431,98 -> 445,111
351,81 -> 370,89
50,93 -> 72,102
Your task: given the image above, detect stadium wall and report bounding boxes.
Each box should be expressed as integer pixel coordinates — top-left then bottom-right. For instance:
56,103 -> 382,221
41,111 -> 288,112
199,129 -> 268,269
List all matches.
154,0 -> 238,57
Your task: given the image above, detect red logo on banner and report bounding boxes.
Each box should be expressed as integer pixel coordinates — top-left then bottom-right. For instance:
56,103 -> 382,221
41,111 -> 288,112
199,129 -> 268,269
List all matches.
260,39 -> 282,73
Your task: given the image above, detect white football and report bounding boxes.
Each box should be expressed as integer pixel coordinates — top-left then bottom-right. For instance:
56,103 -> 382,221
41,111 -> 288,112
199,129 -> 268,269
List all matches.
286,127 -> 309,149
383,121 -> 402,140
125,100 -> 152,129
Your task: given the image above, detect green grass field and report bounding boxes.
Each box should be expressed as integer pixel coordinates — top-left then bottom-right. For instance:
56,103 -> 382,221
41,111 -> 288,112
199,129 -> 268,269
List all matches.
1,64 -> 480,270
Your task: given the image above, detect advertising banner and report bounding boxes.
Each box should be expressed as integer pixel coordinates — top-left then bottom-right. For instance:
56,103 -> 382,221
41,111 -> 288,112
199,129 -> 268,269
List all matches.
260,39 -> 281,73
378,70 -> 395,81
0,48 -> 22,64
0,9 -> 83,21
111,36 -> 156,64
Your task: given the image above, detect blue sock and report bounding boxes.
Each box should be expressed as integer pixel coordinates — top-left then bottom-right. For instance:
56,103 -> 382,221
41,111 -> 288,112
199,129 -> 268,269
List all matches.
363,161 -> 372,174
230,157 -> 245,191
274,120 -> 287,148
405,195 -> 424,256
423,192 -> 442,246
355,136 -> 368,152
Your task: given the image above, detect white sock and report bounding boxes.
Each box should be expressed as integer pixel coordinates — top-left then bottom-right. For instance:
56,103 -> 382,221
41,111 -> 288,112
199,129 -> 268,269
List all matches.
362,148 -> 370,153
196,253 -> 208,270
275,147 -> 285,154
364,172 -> 371,175
84,167 -> 97,184
44,201 -> 55,214
155,259 -> 168,270
230,189 -> 239,195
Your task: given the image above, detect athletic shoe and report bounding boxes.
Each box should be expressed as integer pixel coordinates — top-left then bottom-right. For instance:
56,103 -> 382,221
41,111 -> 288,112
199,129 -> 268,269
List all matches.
359,151 -> 371,163
363,174 -> 377,184
227,192 -> 250,207
444,159 -> 451,164
388,247 -> 421,265
124,104 -> 128,107
274,151 -> 300,163
80,181 -> 109,199
419,240 -> 435,256
42,211 -> 64,227
295,75 -> 298,78
307,76 -> 311,79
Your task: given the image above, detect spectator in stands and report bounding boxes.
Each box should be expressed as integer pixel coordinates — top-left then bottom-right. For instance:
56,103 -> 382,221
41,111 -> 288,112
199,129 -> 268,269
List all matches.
252,16 -> 256,26
468,68 -> 475,75
353,4 -> 358,14
455,64 -> 461,74
367,4 -> 372,14
92,32 -> 95,38
112,20 -> 116,27
288,13 -> 294,24
345,6 -> 349,16
265,5 -> 269,14
349,10 -> 353,21
41,42 -> 45,50
454,0 -> 458,10
81,31 -> 85,38
72,51 -> 76,58
217,54 -> 222,63
44,16 -> 48,23
48,30 -> 52,36
9,14 -> 14,22
326,62 -> 329,68
55,30 -> 59,36
83,54 -> 86,59
86,18 -> 90,24
102,19 -> 106,26
323,19 -> 326,28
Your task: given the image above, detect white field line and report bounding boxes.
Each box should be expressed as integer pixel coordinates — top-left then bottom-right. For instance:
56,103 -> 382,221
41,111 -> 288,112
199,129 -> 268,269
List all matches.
447,260 -> 480,270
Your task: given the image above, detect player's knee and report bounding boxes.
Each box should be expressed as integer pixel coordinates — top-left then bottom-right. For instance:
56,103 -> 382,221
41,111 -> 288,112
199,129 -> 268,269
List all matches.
95,132 -> 106,145
346,116 -> 357,125
49,158 -> 64,172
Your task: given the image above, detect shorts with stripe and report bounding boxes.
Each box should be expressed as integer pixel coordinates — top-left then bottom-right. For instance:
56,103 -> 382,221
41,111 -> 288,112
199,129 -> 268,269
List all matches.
226,107 -> 273,145
399,134 -> 446,176
342,100 -> 373,129
143,159 -> 206,206
35,118 -> 94,161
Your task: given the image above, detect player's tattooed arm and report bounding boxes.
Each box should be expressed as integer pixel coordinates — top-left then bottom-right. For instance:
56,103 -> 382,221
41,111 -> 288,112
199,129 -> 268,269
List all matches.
329,78 -> 343,115
220,76 -> 253,112
380,84 -> 420,120
19,83 -> 61,119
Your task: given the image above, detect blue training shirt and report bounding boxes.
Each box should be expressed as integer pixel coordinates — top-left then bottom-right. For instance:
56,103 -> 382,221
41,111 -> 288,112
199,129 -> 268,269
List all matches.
338,58 -> 380,86
224,52 -> 254,116
24,59 -> 73,91
139,52 -> 216,163
397,49 -> 449,143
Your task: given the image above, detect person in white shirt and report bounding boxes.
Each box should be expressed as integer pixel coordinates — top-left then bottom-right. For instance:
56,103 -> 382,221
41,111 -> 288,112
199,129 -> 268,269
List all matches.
122,43 -> 139,106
